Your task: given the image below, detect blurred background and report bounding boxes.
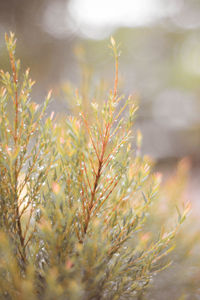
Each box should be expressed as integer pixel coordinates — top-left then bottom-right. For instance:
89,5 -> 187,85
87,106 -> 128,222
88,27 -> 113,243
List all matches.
0,0 -> 200,162
0,1 -> 200,187
0,0 -> 200,298
1,0 -> 199,198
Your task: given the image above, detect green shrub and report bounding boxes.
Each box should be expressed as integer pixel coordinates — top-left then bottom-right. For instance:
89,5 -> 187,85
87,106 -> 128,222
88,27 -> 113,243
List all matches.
0,33 -> 188,300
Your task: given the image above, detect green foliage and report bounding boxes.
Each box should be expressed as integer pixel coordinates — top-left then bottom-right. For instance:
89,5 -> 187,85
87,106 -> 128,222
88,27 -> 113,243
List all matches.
0,33 -> 188,300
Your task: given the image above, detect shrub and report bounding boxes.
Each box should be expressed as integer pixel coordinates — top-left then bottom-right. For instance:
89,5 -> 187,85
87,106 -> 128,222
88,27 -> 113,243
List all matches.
0,33 -> 188,300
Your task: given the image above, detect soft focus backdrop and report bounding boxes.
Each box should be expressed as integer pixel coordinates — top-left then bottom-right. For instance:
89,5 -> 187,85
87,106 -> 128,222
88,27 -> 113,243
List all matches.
0,0 -> 199,181
0,1 -> 200,299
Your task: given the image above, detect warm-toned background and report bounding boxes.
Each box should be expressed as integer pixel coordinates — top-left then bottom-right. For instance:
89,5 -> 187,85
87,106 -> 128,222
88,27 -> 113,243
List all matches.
0,1 -> 200,298
1,0 -> 199,200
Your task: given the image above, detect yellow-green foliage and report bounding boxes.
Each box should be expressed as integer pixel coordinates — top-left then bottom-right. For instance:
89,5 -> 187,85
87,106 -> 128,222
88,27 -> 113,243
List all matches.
0,33 -> 188,300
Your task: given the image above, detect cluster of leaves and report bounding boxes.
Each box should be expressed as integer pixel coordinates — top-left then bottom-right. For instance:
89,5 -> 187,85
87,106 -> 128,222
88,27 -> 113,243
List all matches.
0,33 -> 188,300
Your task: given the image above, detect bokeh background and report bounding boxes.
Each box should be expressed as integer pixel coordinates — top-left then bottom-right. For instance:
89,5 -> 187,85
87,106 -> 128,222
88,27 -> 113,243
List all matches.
1,0 -> 199,198
0,1 -> 200,297
0,0 -> 200,160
